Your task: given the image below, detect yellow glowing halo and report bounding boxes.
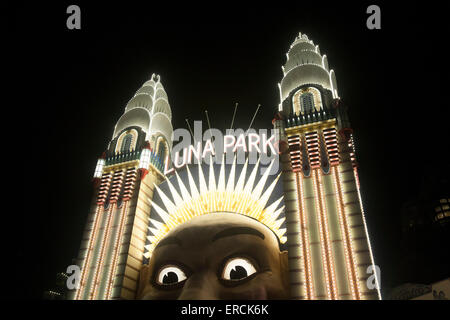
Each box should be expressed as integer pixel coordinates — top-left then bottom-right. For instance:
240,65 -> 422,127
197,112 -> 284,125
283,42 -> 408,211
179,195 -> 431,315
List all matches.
144,156 -> 286,259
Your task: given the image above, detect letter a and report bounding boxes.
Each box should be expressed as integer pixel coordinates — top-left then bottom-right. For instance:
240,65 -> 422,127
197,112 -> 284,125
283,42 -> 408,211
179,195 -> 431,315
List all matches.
366,5 -> 381,30
366,265 -> 381,290
66,265 -> 81,289
66,5 -> 81,30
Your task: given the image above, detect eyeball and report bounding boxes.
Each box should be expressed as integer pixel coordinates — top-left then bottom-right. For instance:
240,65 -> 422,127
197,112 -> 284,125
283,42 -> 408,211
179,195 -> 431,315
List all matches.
222,257 -> 257,281
156,265 -> 187,285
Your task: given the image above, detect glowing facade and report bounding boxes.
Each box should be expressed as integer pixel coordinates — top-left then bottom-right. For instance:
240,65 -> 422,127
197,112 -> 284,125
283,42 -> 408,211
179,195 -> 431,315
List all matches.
70,74 -> 173,300
70,33 -> 380,300
273,32 -> 381,299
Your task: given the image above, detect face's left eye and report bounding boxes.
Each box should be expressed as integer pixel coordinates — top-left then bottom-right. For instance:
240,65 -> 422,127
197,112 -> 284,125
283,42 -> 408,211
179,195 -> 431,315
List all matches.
222,257 -> 257,281
156,265 -> 187,286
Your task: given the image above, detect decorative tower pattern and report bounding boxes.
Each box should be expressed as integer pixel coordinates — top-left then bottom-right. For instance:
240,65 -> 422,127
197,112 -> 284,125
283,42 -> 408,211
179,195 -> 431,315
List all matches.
274,33 -> 381,300
71,74 -> 173,300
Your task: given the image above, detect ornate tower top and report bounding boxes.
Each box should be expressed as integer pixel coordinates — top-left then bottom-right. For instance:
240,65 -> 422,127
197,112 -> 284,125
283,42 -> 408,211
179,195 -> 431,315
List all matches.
279,32 -> 339,107
112,73 -> 173,149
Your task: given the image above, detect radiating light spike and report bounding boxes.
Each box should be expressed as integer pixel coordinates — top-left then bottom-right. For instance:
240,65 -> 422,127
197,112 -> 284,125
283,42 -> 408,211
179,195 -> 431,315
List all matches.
234,158 -> 249,193
148,227 -> 159,236
175,171 -> 192,202
274,217 -> 286,229
186,165 -> 200,199
243,157 -> 260,194
146,236 -> 156,244
217,154 -> 226,192
149,199 -> 171,224
226,156 -> 237,192
269,205 -> 285,221
144,252 -> 151,259
198,160 -> 208,195
263,197 -> 284,218
165,177 -> 184,207
251,158 -> 275,200
259,173 -> 282,209
208,156 -> 216,191
277,228 -> 287,243
149,218 -> 164,230
154,184 -> 177,214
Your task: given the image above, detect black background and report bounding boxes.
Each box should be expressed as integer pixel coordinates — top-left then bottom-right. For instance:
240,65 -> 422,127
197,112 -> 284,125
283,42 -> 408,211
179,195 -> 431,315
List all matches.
5,1 -> 449,300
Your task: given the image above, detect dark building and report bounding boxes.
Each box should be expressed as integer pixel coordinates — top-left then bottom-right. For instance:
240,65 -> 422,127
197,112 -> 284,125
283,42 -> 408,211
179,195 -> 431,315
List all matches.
43,272 -> 70,300
388,174 -> 449,299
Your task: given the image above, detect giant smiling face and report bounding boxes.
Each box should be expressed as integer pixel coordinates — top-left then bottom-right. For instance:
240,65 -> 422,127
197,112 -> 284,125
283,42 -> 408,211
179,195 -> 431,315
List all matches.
138,212 -> 290,299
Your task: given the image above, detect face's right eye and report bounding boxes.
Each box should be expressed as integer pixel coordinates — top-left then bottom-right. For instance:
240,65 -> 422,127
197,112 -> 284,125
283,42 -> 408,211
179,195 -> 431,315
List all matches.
156,265 -> 187,286
221,257 -> 257,282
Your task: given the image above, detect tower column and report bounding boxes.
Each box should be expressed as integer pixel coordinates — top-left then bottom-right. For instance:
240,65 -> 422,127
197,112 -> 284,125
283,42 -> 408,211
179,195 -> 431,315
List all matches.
277,32 -> 380,300
71,74 -> 173,300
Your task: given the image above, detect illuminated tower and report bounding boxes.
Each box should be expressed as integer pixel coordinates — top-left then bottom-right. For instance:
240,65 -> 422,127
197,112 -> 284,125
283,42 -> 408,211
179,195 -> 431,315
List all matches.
273,33 -> 381,299
71,74 -> 173,300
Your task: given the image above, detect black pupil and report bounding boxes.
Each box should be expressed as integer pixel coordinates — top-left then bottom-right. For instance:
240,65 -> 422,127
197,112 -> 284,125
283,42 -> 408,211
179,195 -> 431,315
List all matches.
230,266 -> 248,280
162,271 -> 179,284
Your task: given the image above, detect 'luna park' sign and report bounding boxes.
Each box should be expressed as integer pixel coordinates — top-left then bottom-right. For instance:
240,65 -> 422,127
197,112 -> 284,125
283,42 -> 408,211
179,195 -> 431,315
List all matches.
164,123 -> 280,175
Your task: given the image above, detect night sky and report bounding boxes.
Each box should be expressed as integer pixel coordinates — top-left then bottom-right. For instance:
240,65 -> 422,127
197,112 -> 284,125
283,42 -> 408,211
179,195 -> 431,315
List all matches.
6,2 -> 448,299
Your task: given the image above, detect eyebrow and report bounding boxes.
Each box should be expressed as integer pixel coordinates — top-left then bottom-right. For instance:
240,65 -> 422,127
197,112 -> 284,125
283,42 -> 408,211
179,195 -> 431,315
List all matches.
155,236 -> 182,249
212,227 -> 265,242
155,227 -> 265,249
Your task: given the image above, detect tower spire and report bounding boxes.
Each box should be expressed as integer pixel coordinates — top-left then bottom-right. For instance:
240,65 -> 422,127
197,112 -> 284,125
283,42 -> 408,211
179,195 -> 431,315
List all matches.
274,32 -> 381,300
71,73 -> 174,300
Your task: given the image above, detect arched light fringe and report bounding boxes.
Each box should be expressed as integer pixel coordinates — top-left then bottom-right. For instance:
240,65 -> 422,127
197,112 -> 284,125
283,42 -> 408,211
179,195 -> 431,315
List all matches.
144,156 -> 286,259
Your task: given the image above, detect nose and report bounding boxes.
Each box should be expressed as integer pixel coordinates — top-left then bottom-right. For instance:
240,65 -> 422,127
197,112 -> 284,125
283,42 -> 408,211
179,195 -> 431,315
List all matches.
177,271 -> 219,300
